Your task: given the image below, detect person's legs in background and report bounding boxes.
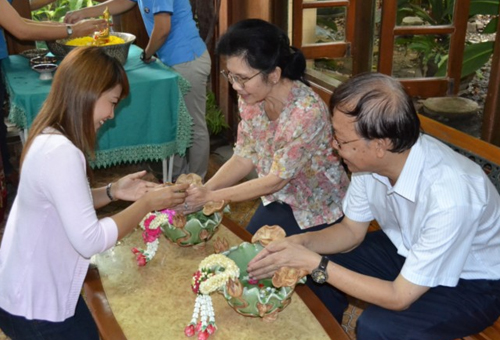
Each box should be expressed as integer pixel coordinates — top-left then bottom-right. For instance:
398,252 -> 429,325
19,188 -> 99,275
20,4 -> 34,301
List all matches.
172,50 -> 211,181
245,201 -> 332,236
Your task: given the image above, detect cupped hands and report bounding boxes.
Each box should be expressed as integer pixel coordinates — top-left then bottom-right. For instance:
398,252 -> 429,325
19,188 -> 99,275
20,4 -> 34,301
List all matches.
145,182 -> 189,212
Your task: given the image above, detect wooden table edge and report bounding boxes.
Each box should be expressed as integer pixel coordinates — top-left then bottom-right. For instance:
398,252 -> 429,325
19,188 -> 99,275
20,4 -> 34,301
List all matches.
83,265 -> 127,340
83,216 -> 350,340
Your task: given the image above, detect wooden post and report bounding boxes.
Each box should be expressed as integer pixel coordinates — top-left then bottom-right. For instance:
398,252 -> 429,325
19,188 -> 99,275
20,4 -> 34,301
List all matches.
481,11 -> 500,146
352,0 -> 375,75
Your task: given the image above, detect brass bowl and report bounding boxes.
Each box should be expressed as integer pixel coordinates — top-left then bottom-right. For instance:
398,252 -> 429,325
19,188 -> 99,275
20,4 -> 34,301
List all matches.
45,32 -> 136,65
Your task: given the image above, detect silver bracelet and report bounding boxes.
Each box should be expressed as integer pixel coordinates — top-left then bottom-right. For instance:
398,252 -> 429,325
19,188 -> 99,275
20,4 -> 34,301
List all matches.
106,182 -> 116,201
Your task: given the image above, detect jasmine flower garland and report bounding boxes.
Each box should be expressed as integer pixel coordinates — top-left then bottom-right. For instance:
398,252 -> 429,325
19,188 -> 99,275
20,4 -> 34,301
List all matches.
185,254 -> 240,340
131,209 -> 175,266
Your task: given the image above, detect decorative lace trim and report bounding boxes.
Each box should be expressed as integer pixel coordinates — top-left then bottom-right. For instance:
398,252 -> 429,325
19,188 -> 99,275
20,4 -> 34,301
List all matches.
90,143 -> 178,168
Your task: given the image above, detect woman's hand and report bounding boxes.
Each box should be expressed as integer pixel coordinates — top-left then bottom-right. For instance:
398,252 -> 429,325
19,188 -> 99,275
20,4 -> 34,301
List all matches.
184,184 -> 211,209
71,19 -> 107,37
170,184 -> 207,214
112,170 -> 161,202
247,237 -> 321,279
64,10 -> 88,24
145,183 -> 189,212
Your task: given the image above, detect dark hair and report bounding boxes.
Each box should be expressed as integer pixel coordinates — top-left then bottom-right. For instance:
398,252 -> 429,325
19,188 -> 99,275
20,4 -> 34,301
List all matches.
21,46 -> 129,166
330,72 -> 420,153
216,18 -> 309,85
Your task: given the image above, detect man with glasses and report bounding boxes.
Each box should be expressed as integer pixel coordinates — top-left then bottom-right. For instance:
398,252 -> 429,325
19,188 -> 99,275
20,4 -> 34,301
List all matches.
248,72 -> 500,340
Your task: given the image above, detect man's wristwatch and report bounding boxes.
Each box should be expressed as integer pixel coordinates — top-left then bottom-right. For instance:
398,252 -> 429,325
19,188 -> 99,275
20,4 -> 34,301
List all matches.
311,256 -> 329,284
140,51 -> 151,62
66,25 -> 73,37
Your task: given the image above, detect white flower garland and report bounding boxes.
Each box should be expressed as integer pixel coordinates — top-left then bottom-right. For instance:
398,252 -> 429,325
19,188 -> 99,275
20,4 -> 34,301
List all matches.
198,254 -> 240,295
185,254 -> 240,339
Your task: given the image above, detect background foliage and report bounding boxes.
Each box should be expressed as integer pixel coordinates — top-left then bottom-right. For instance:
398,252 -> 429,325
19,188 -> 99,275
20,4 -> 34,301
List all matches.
31,0 -> 96,22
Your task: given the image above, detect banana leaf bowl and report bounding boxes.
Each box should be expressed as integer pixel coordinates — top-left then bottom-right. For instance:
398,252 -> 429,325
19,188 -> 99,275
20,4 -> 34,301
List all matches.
161,210 -> 222,247
219,226 -> 306,322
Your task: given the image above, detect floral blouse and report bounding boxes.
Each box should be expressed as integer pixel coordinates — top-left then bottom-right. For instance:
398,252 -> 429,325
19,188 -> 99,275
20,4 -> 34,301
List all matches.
234,81 -> 349,229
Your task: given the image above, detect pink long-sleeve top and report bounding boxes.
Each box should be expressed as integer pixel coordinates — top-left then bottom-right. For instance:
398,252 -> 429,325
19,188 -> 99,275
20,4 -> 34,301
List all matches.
0,131 -> 118,321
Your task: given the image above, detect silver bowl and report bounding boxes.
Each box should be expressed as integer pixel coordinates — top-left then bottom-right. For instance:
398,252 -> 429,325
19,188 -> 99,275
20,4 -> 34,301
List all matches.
32,63 -> 58,80
30,55 -> 59,68
20,48 -> 48,59
45,32 -> 136,65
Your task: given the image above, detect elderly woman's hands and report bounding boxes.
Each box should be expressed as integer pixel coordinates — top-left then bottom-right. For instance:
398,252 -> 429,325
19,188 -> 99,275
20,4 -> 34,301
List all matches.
145,183 -> 189,212
171,184 -> 213,214
184,184 -> 212,210
247,236 -> 322,280
111,170 -> 161,202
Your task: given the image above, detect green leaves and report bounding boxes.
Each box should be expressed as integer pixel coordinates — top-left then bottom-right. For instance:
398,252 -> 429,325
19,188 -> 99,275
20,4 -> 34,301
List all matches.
435,41 -> 494,77
205,92 -> 229,136
461,41 -> 495,77
469,0 -> 500,16
31,0 -> 99,22
483,17 -> 499,33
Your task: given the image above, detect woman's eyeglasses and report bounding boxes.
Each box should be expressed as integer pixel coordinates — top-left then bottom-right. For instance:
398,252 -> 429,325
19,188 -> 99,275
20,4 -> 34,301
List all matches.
220,70 -> 262,89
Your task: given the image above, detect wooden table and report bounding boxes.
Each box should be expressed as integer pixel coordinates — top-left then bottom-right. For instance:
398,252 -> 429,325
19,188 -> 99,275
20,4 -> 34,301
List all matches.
84,217 -> 350,340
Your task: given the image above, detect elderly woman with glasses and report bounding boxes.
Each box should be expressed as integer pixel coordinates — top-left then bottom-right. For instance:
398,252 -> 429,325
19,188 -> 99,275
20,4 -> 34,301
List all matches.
185,19 -> 349,236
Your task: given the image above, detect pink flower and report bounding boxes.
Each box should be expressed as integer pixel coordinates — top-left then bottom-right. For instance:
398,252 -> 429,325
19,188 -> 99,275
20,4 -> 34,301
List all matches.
160,209 -> 176,224
198,330 -> 209,340
143,214 -> 157,228
131,247 -> 140,254
142,230 -> 159,243
195,321 -> 202,333
191,271 -> 201,294
136,253 -> 147,266
206,324 -> 216,335
184,324 -> 195,337
148,227 -> 162,238
247,278 -> 259,285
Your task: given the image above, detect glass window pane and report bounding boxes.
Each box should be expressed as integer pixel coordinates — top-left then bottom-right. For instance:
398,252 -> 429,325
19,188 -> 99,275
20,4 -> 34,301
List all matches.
396,0 -> 455,26
392,34 -> 450,78
306,57 -> 352,87
302,7 -> 346,45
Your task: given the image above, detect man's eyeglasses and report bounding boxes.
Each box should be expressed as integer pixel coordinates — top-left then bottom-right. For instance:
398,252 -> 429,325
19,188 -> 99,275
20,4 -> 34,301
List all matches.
220,70 -> 262,89
333,133 -> 360,149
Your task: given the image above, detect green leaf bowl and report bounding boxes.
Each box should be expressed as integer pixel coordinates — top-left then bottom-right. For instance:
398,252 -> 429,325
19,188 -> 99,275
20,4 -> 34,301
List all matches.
160,210 -> 222,247
220,242 -> 306,321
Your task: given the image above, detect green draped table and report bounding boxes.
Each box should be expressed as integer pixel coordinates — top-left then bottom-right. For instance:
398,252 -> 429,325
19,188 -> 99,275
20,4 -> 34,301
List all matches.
1,44 -> 192,178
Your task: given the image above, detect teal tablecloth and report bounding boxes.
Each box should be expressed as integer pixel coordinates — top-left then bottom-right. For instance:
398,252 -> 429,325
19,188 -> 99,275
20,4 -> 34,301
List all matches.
1,44 -> 192,168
